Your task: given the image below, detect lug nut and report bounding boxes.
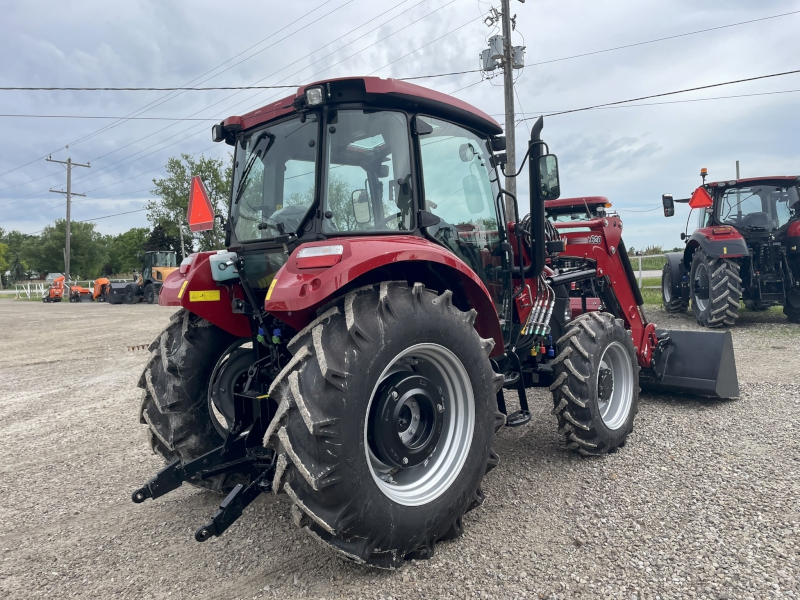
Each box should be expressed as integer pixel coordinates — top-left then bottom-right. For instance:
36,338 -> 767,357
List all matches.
391,390 -> 398,399
402,457 -> 409,465
437,404 -> 444,413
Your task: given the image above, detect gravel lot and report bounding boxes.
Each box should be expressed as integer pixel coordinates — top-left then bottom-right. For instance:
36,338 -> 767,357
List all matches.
1,300 -> 797,600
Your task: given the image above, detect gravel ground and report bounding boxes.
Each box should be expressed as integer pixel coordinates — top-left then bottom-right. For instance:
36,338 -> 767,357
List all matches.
0,300 -> 797,600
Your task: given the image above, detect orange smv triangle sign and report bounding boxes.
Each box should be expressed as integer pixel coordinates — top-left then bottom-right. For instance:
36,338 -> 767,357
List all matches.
188,176 -> 215,232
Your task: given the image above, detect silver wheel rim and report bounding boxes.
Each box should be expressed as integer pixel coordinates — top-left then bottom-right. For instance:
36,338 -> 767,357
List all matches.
365,343 -> 475,507
597,341 -> 634,430
694,263 -> 709,312
662,270 -> 672,303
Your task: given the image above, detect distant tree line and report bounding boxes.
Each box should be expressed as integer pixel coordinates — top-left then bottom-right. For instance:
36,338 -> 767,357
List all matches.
0,153 -> 230,286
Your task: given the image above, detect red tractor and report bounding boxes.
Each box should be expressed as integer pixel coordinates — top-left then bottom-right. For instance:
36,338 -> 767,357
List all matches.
661,170 -> 800,326
132,77 -> 738,567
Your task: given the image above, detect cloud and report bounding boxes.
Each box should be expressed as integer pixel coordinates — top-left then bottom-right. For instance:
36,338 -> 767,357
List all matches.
0,0 -> 797,249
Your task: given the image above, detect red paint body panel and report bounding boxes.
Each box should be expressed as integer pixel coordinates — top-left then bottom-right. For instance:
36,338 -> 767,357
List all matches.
224,77 -> 501,134
553,216 -> 657,368
159,252 -> 251,338
690,226 -> 747,258
787,221 -> 800,236
570,297 -> 601,318
265,236 -> 504,356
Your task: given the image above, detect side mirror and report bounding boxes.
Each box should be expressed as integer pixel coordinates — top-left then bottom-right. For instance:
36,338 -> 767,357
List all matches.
490,136 -> 506,152
662,193 -> 675,217
537,154 -> 561,201
462,174 -> 485,214
680,232 -> 687,241
351,189 -> 371,224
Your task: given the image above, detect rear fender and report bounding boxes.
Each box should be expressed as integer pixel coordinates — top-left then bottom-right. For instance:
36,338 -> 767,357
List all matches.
664,252 -> 687,298
159,251 -> 251,338
264,236 -> 504,356
683,227 -> 748,268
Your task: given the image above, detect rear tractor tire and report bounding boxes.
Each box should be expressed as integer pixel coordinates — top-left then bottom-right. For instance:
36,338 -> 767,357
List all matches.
138,309 -> 245,493
785,291 -> 800,323
265,282 -> 505,568
661,262 -> 687,313
690,250 -> 741,328
551,311 -> 639,456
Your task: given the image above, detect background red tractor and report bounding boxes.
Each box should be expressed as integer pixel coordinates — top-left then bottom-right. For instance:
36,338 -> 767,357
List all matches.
661,170 -> 800,325
132,77 -> 738,568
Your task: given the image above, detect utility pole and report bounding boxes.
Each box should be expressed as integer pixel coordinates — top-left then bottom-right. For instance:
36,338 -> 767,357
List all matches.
500,0 -> 516,217
48,156 -> 90,280
480,0 -> 525,220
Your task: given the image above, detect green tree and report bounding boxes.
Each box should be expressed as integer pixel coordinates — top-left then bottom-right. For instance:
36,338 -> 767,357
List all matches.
25,220 -> 106,278
0,242 -> 8,289
148,153 -> 232,255
105,227 -> 150,275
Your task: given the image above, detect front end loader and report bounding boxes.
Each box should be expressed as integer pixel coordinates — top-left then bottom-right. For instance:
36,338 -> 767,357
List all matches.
107,251 -> 178,304
131,77 -> 739,568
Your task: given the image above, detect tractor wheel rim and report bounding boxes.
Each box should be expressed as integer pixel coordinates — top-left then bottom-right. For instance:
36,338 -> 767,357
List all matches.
597,341 -> 634,431
365,343 -> 475,507
694,263 -> 710,312
662,270 -> 672,303
207,341 -> 253,437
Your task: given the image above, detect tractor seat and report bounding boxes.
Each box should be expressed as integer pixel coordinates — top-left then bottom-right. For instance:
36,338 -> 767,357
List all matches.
740,212 -> 770,229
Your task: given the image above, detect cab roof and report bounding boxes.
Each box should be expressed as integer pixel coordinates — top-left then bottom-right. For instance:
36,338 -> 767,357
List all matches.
707,175 -> 799,187
222,77 -> 503,137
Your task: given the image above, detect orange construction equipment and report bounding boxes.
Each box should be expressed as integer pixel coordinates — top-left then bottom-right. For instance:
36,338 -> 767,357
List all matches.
42,276 -> 65,303
68,284 -> 93,302
93,278 -> 111,302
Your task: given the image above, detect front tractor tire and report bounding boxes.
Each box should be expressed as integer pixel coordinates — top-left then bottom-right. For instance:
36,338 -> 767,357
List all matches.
138,309 -> 241,493
265,282 -> 505,568
551,312 -> 639,456
144,284 -> 156,304
690,250 -> 741,328
661,262 -> 687,313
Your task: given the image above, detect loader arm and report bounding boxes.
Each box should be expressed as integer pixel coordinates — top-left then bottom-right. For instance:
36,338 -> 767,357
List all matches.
553,215 -> 738,398
553,215 -> 658,368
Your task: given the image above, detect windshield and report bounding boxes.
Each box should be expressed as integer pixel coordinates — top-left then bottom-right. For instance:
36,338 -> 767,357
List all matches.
718,184 -> 799,231
230,115 -> 318,241
322,110 -> 413,233
150,252 -> 176,267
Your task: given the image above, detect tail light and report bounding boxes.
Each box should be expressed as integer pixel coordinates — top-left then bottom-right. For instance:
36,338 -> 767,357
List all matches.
179,254 -> 196,275
712,226 -> 733,235
296,245 -> 344,269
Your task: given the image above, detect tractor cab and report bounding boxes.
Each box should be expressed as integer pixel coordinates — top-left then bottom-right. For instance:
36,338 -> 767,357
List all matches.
141,250 -> 177,284
213,78 -> 515,331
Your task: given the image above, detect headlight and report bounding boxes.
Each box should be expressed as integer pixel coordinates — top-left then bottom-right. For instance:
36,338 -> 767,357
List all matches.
305,85 -> 325,106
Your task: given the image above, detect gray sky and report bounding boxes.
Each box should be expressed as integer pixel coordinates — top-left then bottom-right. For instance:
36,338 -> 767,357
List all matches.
1,0 -> 798,251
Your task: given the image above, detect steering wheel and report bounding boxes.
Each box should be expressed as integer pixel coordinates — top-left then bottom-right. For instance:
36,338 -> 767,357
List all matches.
375,211 -> 401,229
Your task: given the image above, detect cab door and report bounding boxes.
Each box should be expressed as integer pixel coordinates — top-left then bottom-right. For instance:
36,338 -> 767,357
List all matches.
416,116 -> 510,325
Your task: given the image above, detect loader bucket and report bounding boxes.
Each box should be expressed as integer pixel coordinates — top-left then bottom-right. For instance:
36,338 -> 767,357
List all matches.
641,329 -> 739,399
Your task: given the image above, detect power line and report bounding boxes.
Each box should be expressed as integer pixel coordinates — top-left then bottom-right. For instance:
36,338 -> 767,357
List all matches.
0,114 -> 220,120
516,87 -> 800,118
518,67 -> 800,119
69,0 -> 452,191
68,0 -> 424,186
0,85 -> 301,91
527,9 -> 800,68
77,208 -> 148,222
0,0 -> 340,182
